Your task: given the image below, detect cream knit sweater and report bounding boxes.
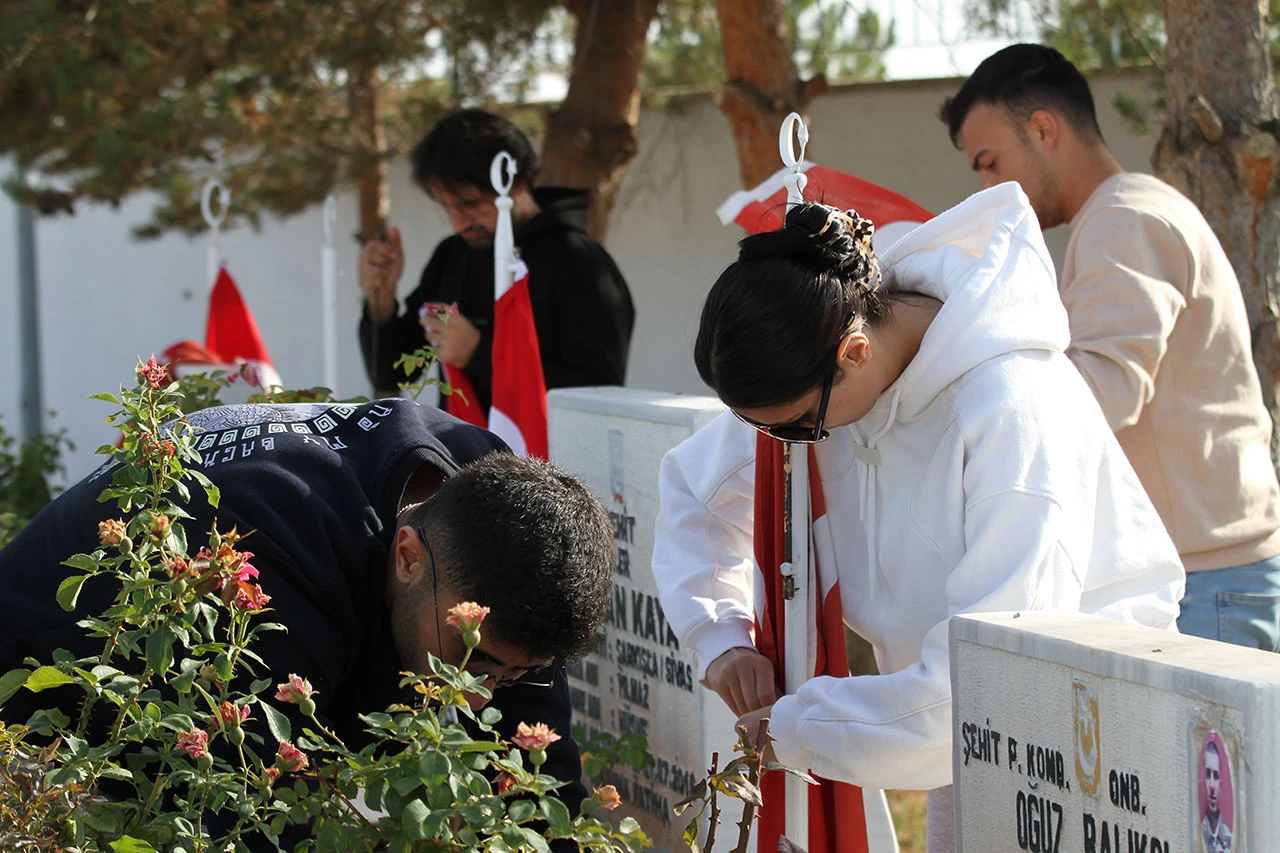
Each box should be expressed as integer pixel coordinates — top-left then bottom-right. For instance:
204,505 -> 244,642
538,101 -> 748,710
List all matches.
1062,172 -> 1280,571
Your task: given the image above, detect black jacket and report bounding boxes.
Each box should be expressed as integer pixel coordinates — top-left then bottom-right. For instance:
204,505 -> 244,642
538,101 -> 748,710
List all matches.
0,400 -> 587,812
359,187 -> 635,407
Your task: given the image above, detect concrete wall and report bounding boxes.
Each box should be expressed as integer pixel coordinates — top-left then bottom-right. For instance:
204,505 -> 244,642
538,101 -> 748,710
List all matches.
0,69 -> 1157,483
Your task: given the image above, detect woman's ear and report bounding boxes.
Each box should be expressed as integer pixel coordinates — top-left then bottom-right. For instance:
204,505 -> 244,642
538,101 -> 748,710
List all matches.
837,331 -> 873,370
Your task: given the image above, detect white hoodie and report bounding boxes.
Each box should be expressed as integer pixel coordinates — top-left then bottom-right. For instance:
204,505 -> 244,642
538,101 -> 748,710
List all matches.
651,184 -> 1184,791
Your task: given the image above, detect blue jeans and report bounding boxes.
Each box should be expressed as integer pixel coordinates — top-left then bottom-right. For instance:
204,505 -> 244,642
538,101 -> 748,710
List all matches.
1177,554 -> 1280,652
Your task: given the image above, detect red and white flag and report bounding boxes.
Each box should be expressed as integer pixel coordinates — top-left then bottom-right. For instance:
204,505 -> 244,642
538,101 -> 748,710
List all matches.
725,165 -> 932,853
753,437 -> 871,853
442,363 -> 486,428
486,258 -> 547,458
204,265 -> 281,389
718,162 -> 932,253
443,152 -> 548,459
160,266 -> 281,395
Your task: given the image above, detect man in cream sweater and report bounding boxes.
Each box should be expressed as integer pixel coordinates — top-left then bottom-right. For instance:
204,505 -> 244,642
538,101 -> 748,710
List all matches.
940,43 -> 1280,651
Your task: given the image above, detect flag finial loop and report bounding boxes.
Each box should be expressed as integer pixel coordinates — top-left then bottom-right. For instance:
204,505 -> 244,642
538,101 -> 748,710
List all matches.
779,113 -> 809,210
490,151 -> 517,198
201,177 -> 231,232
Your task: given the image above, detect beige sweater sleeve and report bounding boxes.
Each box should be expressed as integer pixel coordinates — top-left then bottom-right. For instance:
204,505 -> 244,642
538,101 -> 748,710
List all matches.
1061,206 -> 1191,431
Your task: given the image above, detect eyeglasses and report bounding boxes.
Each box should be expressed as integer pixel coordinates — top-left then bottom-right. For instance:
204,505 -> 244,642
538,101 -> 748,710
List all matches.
415,525 -> 554,690
731,357 -> 836,444
434,193 -> 494,217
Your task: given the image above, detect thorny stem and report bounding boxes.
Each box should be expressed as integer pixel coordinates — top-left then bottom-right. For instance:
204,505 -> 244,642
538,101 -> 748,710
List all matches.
316,768 -> 380,833
705,751 -> 721,852
732,720 -> 770,853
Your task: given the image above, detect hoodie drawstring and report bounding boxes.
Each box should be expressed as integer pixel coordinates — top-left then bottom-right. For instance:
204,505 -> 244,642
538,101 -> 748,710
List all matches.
851,387 -> 903,602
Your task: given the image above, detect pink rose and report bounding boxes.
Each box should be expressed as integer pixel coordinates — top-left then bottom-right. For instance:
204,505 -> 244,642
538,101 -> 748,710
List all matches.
274,673 -> 315,704
176,728 -> 209,759
512,722 -> 561,752
276,740 -> 309,773
445,601 -> 490,633
593,784 -> 622,811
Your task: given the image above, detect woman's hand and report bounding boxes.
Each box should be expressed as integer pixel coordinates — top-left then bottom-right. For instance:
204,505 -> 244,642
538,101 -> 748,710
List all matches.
736,705 -> 777,763
703,647 -> 779,717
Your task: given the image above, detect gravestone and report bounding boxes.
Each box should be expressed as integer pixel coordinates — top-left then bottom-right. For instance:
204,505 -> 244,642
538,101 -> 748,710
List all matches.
548,387 -> 743,852
950,611 -> 1280,853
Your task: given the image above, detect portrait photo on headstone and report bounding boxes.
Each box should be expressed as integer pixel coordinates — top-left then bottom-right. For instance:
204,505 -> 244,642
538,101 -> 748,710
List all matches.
1194,728 -> 1238,853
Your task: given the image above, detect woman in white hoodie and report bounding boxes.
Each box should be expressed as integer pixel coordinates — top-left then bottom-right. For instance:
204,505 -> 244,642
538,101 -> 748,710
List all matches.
651,185 -> 1183,849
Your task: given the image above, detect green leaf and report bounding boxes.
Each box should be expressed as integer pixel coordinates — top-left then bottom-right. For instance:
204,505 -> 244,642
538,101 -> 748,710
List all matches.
145,626 -> 176,676
62,553 -> 101,572
401,798 -> 430,840
518,827 -> 552,853
54,573 -> 90,610
0,668 -> 32,706
506,799 -> 536,823
363,777 -> 385,812
25,665 -> 75,692
763,761 -> 818,785
166,521 -> 188,555
541,796 -> 572,831
262,701 -> 291,744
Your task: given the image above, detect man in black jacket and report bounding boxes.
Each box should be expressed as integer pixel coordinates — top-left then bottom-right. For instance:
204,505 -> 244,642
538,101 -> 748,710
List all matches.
0,399 -> 614,814
358,109 -> 635,403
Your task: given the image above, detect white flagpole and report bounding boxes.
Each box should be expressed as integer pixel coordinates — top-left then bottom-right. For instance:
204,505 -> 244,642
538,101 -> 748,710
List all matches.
490,152 -> 518,299
779,111 -> 812,848
321,194 -> 339,394
200,177 -> 230,291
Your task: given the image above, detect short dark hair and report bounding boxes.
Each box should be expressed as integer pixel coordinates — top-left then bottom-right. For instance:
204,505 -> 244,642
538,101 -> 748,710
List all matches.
695,202 -> 895,409
939,44 -> 1103,147
410,109 -> 539,195
406,453 -> 612,660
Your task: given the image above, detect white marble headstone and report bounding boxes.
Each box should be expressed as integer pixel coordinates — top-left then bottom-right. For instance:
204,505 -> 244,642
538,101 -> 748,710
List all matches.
548,387 -> 741,852
951,611 -> 1280,853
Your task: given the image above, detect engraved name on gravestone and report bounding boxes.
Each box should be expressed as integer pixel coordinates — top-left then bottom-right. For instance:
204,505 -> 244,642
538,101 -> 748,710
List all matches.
548,388 -> 741,852
950,611 -> 1280,853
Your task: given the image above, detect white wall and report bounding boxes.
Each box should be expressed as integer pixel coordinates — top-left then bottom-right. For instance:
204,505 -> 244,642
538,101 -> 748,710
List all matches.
0,70 -> 1157,483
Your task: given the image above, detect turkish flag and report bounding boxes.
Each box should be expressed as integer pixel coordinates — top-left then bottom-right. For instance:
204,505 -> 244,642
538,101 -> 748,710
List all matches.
753,437 -> 869,853
203,266 -> 281,389
486,260 -> 547,458
725,165 -> 932,853
443,365 -> 486,428
442,260 -> 547,459
718,162 -> 932,250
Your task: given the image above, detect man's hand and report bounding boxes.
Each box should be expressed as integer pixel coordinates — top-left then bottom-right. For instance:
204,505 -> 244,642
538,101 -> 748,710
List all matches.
703,647 -> 779,717
736,705 -> 777,763
421,305 -> 482,368
359,227 -> 404,323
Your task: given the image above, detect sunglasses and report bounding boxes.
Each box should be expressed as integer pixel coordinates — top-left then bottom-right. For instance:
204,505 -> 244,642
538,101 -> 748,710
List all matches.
415,525 -> 554,690
731,358 -> 836,444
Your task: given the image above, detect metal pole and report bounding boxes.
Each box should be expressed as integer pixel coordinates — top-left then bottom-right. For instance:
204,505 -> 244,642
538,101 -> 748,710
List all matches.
779,113 -> 813,848
15,168 -> 42,442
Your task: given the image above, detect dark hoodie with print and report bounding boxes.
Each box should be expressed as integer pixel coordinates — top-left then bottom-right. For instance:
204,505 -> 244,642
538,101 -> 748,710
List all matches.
0,399 -> 590,821
359,187 -> 635,405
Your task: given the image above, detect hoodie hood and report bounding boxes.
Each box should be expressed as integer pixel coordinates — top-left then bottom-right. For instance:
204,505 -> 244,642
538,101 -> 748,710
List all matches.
519,186 -> 593,241
874,182 -> 1069,423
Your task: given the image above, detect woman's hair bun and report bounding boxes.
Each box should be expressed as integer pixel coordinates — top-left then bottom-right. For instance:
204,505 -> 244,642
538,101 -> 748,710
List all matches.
738,202 -> 880,291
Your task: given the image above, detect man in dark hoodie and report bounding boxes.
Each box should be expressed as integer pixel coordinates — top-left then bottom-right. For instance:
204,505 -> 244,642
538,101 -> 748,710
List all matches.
358,109 -> 635,403
0,399 -> 615,820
